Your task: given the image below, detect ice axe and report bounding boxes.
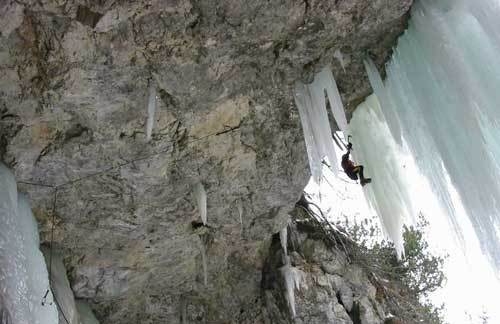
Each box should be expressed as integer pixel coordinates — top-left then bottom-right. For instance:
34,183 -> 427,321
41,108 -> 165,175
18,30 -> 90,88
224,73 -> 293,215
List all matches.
333,133 -> 353,151
347,135 -> 353,150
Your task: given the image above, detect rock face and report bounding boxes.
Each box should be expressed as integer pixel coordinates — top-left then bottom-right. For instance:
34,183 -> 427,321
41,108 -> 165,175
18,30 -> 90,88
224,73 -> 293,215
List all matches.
261,213 -> 394,324
0,0 -> 411,323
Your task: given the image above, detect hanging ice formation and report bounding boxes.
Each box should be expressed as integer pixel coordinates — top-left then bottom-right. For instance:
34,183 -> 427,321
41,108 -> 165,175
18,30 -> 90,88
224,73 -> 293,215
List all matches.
294,67 -> 349,182
280,257 -> 305,318
193,182 -> 207,225
354,0 -> 500,268
146,82 -> 157,142
279,218 -> 290,257
277,217 -> 306,317
0,163 -> 59,324
237,200 -> 243,235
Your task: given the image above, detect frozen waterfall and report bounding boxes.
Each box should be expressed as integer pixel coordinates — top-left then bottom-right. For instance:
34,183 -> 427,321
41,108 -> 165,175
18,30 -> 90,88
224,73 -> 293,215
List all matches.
354,0 -> 500,269
294,67 -> 349,182
0,163 -> 59,324
349,95 -> 411,256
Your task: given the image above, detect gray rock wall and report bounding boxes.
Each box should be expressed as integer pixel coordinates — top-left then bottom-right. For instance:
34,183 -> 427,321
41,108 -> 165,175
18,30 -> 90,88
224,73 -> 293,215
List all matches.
0,0 -> 411,322
262,219 -> 388,324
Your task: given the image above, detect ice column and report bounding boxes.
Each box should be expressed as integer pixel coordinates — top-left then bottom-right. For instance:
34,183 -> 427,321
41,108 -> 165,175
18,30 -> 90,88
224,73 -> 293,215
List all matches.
294,67 -> 349,182
0,163 -> 59,324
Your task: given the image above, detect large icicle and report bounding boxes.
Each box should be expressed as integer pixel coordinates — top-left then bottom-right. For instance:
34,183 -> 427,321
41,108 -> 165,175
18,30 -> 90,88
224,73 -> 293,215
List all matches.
294,67 -> 349,182
363,58 -> 402,144
193,182 -> 207,225
280,257 -> 306,318
146,83 -> 157,142
279,216 -> 291,257
313,67 -> 349,133
279,224 -> 288,257
295,82 -> 325,182
0,163 -> 58,324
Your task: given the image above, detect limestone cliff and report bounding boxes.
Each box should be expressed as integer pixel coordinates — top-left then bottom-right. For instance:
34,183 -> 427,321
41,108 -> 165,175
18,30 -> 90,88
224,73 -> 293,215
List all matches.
263,210 -> 394,324
0,0 -> 411,323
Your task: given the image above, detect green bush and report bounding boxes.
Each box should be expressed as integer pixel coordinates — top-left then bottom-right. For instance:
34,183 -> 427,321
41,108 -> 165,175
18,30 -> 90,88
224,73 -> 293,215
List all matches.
334,214 -> 447,324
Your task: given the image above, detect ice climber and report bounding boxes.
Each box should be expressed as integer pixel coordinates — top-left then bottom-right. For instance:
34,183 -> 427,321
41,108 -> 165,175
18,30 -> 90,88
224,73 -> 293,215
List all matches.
341,142 -> 372,186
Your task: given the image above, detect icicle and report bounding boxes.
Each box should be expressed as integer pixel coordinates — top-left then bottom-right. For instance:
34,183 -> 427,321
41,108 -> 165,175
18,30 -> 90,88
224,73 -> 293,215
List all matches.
279,217 -> 291,257
197,236 -> 208,286
294,67 -> 349,181
333,49 -> 347,72
279,225 -> 288,257
146,83 -> 156,142
0,163 -> 58,324
193,182 -> 207,225
313,67 -> 349,133
295,82 -> 324,182
279,256 -> 305,318
363,58 -> 402,144
237,200 -> 243,236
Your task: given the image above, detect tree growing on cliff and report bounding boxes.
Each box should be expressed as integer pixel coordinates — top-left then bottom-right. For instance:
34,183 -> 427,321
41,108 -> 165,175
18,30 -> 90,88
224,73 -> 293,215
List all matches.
335,213 -> 446,324
401,215 -> 445,297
